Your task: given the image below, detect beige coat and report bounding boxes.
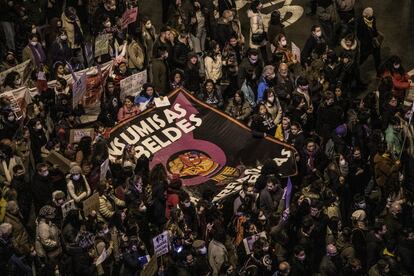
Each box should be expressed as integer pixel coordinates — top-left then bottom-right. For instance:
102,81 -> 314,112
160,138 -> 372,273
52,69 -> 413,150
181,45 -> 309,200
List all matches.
61,13 -> 83,49
127,40 -> 145,71
208,239 -> 228,276
67,175 -> 92,203
35,219 -> 62,259
97,194 -> 125,223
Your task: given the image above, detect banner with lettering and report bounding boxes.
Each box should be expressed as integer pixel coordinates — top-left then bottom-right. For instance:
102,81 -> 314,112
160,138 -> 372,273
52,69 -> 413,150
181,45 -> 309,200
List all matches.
108,89 -> 297,199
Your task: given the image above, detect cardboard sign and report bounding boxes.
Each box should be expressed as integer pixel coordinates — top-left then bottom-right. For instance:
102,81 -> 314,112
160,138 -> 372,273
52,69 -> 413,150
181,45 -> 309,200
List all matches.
95,34 -> 110,57
0,60 -> 31,86
100,158 -> 110,182
291,42 -> 301,63
120,70 -> 147,101
61,199 -> 77,218
152,231 -> 169,257
69,128 -> 95,143
83,192 -> 100,217
140,256 -> 158,276
72,73 -> 87,107
45,150 -> 72,174
121,7 -> 138,29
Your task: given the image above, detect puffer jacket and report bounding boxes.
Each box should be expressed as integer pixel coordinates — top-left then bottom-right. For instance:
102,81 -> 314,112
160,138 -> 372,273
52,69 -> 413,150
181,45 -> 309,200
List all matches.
97,194 -> 125,223
35,219 -> 62,259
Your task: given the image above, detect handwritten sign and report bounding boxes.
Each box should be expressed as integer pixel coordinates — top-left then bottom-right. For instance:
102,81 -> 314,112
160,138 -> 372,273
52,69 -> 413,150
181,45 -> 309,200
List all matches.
243,231 -> 267,254
83,192 -> 100,217
121,7 -> 138,29
69,128 -> 95,143
61,199 -> 77,218
153,231 -> 169,257
72,73 -> 87,107
95,34 -> 110,57
120,70 -> 147,101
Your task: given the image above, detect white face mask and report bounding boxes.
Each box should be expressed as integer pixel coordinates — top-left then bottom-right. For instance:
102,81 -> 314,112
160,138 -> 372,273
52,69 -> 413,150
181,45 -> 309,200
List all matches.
30,41 -> 38,46
198,247 -> 207,255
281,40 -> 287,46
139,205 -> 147,212
267,96 -> 275,103
339,159 -> 346,166
36,124 -> 42,130
184,201 -> 191,208
41,170 -> 49,177
315,31 -> 322,37
31,28 -> 37,34
104,21 -> 111,28
8,115 -> 15,121
72,174 -> 81,181
60,35 -> 67,41
145,22 -> 152,29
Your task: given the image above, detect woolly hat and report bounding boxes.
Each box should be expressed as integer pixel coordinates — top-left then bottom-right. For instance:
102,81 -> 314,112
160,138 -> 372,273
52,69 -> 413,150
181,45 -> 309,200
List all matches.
70,164 -> 82,175
351,209 -> 366,221
39,205 -> 56,219
52,190 -> 66,200
363,7 -> 373,17
335,124 -> 347,137
192,240 -> 205,249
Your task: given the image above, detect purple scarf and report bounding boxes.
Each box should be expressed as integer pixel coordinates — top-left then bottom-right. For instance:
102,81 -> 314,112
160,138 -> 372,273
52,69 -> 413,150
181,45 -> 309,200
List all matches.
28,43 -> 46,68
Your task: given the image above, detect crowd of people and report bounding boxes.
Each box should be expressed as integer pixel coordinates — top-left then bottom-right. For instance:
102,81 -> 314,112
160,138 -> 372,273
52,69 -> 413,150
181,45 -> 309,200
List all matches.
0,0 -> 414,275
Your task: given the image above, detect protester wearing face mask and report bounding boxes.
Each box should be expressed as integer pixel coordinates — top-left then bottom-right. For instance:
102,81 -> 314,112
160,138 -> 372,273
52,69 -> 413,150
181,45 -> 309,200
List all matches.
93,0 -> 117,35
30,119 -> 47,164
302,25 -> 326,66
273,33 -> 299,68
31,163 -> 53,214
357,7 -> 382,74
22,33 -> 46,69
141,17 -> 156,61
67,164 -> 91,205
381,55 -> 414,101
49,31 -> 73,67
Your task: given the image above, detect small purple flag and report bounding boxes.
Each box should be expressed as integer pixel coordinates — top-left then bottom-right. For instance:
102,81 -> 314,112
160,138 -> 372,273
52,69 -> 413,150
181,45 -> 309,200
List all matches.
285,177 -> 293,209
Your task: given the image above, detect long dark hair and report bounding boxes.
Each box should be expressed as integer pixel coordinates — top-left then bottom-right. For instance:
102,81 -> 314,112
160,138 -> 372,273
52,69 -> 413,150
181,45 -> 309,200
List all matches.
77,136 -> 92,159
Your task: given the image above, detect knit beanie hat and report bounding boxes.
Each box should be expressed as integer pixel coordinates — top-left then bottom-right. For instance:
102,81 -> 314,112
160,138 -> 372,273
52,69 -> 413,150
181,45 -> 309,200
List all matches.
39,205 -> 56,219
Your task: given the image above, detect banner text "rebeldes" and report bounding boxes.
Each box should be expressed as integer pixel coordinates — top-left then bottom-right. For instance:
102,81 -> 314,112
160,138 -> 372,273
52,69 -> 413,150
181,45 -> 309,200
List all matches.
108,103 -> 202,160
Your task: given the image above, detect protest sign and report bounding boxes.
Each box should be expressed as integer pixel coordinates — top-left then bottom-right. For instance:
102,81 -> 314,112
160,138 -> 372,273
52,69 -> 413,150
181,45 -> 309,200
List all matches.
141,256 -> 158,276
61,200 -> 77,218
72,73 -> 87,107
108,88 -> 297,201
154,96 -> 170,108
45,150 -> 72,174
121,7 -> 138,29
0,87 -> 31,119
243,232 -> 267,254
95,34 -> 110,57
83,192 -> 100,217
100,158 -> 110,182
291,42 -> 301,63
69,128 -> 95,143
120,70 -> 147,101
0,60 -> 31,86
153,231 -> 169,257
